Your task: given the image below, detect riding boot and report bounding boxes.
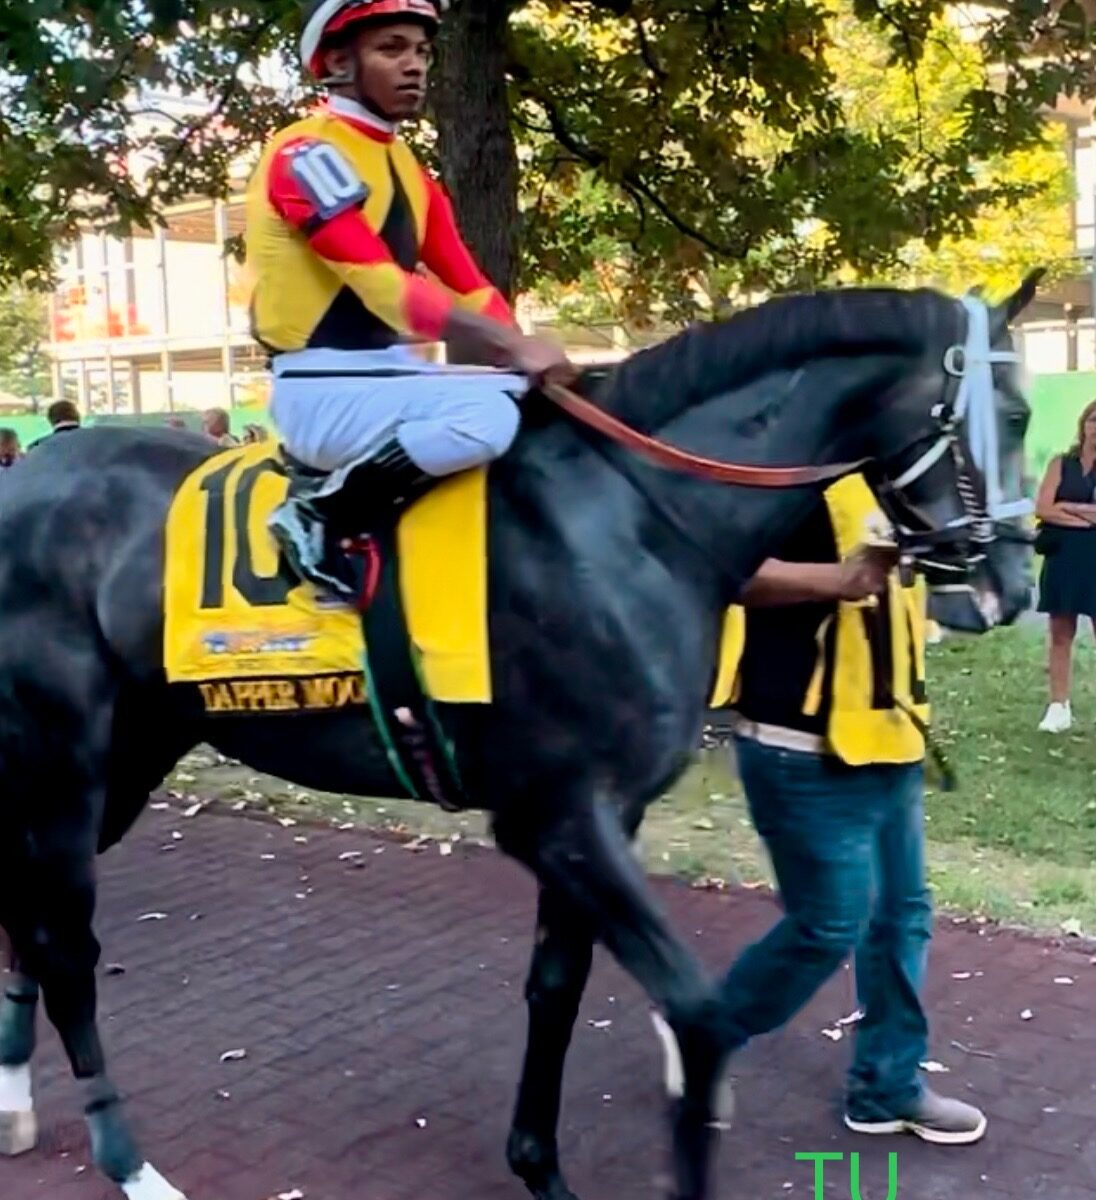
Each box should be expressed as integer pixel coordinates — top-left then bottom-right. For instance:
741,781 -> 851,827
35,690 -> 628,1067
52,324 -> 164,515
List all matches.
312,439 -> 436,541
270,439 -> 435,599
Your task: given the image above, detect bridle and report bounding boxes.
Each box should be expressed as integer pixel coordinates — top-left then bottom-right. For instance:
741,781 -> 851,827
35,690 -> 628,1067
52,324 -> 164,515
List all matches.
871,295 -> 1032,576
543,294 -> 1028,578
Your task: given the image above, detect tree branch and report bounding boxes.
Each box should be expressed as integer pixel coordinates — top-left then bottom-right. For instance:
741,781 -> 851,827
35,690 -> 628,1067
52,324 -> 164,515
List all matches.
633,13 -> 668,85
526,85 -> 736,256
154,13 -> 281,184
874,7 -> 928,154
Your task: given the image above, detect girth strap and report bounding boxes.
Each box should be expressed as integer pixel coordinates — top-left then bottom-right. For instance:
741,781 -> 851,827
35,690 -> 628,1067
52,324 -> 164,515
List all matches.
359,525 -> 467,813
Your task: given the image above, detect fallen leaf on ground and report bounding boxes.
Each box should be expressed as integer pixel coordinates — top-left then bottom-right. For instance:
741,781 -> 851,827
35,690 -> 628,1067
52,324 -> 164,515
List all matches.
821,1028 -> 843,1042
137,912 -> 167,922
1019,1009 -> 1034,1021
836,1009 -> 863,1027
219,1048 -> 247,1063
1053,977 -> 1074,985
949,1040 -> 996,1059
182,802 -> 202,819
919,1060 -> 950,1074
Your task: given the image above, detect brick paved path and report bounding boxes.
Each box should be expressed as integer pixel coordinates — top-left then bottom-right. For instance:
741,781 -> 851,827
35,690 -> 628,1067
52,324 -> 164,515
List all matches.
2,806 -> 1093,1200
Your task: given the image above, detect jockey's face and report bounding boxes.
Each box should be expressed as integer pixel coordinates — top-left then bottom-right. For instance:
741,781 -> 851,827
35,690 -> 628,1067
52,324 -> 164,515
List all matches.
335,21 -> 433,121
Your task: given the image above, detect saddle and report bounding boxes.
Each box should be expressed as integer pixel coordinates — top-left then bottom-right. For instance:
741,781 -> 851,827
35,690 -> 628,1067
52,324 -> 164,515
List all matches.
282,451 -> 469,808
164,441 -> 488,811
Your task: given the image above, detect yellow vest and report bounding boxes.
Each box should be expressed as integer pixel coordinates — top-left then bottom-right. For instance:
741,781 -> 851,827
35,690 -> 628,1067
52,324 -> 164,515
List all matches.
720,475 -> 929,765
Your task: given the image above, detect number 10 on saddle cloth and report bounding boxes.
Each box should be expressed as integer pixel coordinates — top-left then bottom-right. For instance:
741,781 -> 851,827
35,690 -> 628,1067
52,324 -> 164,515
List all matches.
162,441 -> 492,708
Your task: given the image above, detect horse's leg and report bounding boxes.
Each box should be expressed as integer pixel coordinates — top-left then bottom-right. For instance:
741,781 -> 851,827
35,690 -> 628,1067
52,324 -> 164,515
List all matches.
21,834 -> 186,1200
506,888 -> 593,1200
496,797 -> 728,1200
0,938 -> 39,1157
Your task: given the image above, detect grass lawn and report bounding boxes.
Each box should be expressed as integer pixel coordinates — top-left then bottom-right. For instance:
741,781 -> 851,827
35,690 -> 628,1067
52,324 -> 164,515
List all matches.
168,623 -> 1096,936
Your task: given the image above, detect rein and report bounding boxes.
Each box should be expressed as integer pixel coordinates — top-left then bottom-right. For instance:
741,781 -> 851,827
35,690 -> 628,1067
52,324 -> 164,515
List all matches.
541,382 -> 861,488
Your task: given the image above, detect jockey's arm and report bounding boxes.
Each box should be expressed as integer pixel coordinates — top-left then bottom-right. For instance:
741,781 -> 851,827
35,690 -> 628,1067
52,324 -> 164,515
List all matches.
418,175 -> 514,326
269,138 -> 527,365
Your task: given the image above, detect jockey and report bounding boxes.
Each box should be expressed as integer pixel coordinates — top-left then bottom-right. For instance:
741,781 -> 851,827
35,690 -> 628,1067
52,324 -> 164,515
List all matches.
247,0 -> 573,593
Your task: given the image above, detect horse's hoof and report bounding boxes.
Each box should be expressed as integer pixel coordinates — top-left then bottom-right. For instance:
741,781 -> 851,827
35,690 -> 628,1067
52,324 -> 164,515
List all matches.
121,1163 -> 188,1200
528,1180 -> 580,1200
0,1109 -> 37,1156
507,1130 -> 581,1200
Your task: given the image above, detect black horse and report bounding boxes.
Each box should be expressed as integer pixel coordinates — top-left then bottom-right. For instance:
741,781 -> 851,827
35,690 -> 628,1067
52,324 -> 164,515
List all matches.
0,284 -> 1035,1200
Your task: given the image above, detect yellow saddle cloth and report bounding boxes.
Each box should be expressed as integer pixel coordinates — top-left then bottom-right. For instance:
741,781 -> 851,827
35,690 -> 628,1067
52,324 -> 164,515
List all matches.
163,442 -> 490,708
164,442 -> 741,714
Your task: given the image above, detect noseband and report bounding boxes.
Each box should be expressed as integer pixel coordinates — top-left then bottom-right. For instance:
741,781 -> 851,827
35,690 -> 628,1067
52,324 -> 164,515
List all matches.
875,296 -> 1032,576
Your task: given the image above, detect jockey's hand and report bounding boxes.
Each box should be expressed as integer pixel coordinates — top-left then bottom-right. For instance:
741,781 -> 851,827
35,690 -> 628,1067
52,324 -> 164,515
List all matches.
835,542 -> 899,602
511,334 -> 577,388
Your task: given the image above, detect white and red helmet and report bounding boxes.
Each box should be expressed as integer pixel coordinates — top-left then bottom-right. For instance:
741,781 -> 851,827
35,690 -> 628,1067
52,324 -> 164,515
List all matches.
301,0 -> 448,79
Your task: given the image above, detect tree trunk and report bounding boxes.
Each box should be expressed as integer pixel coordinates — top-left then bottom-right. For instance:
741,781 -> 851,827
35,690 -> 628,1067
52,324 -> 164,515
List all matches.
432,0 -> 519,315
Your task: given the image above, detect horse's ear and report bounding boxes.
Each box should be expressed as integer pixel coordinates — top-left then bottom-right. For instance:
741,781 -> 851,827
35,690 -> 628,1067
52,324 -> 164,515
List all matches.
1004,268 -> 1046,321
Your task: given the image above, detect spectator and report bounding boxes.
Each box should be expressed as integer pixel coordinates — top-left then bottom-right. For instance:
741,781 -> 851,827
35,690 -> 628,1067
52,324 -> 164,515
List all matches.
0,429 -> 22,470
242,423 -> 269,444
28,400 -> 81,450
1034,398 -> 1096,733
201,407 -> 239,447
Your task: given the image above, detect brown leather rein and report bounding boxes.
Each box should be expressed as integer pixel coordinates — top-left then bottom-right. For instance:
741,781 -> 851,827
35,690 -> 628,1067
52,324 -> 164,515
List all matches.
542,382 -> 860,488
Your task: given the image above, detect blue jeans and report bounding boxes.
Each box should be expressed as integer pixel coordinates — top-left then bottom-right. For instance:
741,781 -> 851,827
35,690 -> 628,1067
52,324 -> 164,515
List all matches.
722,736 -> 932,1116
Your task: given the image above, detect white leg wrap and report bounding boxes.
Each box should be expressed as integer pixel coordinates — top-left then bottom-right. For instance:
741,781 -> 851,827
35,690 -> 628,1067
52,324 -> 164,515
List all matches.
0,1066 -> 36,1155
0,1064 -> 32,1112
121,1164 -> 188,1200
650,1010 -> 685,1099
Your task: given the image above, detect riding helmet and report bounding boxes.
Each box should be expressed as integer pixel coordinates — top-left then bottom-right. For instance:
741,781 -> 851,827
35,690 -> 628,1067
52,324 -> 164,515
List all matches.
300,0 -> 448,78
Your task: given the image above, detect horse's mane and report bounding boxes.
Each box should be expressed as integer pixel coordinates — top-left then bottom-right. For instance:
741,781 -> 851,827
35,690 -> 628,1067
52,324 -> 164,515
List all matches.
595,288 -> 962,432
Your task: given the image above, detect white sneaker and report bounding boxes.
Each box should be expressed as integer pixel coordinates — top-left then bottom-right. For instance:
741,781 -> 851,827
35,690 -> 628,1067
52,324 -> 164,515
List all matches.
1038,702 -> 1072,733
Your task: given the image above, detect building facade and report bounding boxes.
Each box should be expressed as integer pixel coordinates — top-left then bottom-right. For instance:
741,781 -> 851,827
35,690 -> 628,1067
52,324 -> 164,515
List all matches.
47,193 -> 269,416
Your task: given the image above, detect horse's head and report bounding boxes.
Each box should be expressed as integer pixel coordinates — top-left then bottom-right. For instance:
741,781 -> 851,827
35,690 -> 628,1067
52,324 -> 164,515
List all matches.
867,272 -> 1040,632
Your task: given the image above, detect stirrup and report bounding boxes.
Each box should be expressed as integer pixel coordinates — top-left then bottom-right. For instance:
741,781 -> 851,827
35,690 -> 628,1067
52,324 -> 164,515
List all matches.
269,498 -> 356,600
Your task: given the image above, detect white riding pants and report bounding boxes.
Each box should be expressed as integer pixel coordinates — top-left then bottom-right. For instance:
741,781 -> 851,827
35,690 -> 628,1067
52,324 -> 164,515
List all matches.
270,346 -> 524,476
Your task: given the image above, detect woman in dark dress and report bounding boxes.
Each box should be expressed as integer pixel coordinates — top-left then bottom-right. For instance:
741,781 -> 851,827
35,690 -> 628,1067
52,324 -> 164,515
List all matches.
1035,399 -> 1096,732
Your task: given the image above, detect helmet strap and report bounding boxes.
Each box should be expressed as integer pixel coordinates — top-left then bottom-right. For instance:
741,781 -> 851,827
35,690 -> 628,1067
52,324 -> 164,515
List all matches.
325,62 -> 402,125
